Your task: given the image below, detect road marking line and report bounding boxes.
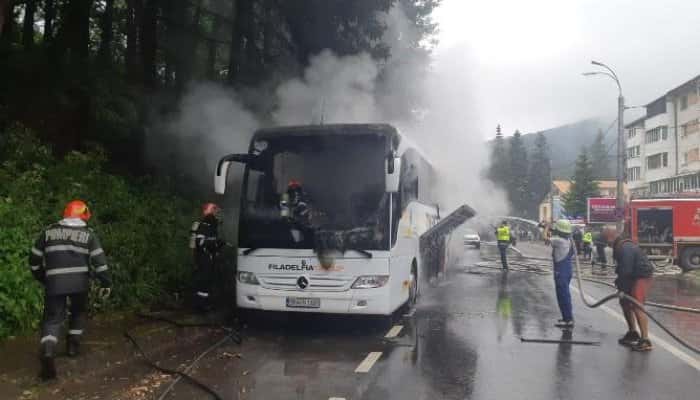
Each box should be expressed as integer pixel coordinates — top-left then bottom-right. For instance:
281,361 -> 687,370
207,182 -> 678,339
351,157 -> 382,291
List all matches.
355,352 -> 382,373
403,307 -> 416,317
385,325 -> 403,338
570,285 -> 700,371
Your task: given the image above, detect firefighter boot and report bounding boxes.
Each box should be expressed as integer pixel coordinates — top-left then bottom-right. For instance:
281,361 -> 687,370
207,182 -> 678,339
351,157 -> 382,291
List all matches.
66,335 -> 81,357
39,341 -> 57,381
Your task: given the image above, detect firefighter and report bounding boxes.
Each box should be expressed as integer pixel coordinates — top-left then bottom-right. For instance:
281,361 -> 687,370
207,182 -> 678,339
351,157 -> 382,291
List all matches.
582,229 -> 593,260
29,200 -> 111,380
551,219 -> 575,328
191,203 -> 224,312
283,180 -> 311,225
495,221 -> 511,270
572,227 -> 583,254
605,228 -> 655,351
280,180 -> 313,243
592,228 -> 608,267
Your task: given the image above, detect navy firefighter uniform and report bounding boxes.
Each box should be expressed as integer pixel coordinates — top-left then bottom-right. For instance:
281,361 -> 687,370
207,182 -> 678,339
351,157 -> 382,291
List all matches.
29,200 -> 112,380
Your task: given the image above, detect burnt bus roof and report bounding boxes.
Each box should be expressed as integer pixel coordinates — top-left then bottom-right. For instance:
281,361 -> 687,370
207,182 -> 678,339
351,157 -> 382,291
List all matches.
251,124 -> 401,150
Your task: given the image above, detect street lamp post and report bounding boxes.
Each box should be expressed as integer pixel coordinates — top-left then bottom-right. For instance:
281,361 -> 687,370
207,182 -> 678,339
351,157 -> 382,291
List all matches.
583,61 -> 625,232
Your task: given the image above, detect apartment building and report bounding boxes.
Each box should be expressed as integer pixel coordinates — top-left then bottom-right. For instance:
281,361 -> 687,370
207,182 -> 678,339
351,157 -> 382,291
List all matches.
624,74 -> 700,197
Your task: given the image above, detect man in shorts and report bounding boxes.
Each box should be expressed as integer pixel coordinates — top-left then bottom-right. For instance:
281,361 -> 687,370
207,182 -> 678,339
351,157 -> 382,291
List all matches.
605,228 -> 655,351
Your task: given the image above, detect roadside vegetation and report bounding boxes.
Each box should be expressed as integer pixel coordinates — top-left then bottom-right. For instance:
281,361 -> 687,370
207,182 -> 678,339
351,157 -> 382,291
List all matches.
0,1 -> 439,339
0,125 -> 196,339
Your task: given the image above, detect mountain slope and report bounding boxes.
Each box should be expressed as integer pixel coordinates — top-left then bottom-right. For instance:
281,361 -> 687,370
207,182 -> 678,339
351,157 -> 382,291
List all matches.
519,118 -> 613,178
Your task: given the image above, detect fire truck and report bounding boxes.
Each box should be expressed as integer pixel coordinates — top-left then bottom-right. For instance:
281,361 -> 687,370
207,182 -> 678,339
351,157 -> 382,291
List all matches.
627,196 -> 700,272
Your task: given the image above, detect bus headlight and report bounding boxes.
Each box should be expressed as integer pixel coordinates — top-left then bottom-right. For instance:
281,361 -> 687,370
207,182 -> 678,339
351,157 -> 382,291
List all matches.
238,271 -> 260,285
352,275 -> 389,289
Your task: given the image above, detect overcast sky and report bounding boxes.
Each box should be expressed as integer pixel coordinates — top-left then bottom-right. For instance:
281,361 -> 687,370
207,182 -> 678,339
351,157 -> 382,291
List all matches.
432,0 -> 700,138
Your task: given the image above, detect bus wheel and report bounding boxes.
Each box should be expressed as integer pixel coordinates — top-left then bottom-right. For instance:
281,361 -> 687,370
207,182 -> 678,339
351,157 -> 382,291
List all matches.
680,247 -> 700,272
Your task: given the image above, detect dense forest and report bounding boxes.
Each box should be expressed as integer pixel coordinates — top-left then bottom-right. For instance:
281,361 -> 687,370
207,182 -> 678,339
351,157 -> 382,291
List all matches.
0,0 -> 440,338
1,0 -> 438,168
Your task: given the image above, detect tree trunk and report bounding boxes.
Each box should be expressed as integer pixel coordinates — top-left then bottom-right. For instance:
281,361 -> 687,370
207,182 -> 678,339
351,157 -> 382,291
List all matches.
140,0 -> 158,87
43,0 -> 56,43
206,16 -> 220,80
97,0 -> 114,67
59,0 -> 93,64
175,0 -> 200,91
22,0 -> 36,49
125,0 -> 140,81
171,0 -> 187,92
227,0 -> 245,85
0,0 -> 15,43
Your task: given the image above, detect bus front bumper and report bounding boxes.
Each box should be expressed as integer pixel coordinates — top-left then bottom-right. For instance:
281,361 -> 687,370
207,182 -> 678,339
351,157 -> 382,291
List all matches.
236,284 -> 394,315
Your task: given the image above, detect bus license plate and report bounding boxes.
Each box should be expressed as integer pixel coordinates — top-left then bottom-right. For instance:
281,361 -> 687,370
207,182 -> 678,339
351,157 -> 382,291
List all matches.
286,297 -> 320,308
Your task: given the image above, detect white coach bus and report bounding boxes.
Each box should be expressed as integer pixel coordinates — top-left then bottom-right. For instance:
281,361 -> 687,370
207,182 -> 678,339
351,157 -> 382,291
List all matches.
214,124 -> 441,315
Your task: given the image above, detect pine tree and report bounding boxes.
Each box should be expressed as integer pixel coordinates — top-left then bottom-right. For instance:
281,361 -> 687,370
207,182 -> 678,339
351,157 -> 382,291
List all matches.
590,129 -> 611,178
488,124 -> 510,189
508,129 -> 529,217
563,149 -> 600,218
527,132 -> 551,218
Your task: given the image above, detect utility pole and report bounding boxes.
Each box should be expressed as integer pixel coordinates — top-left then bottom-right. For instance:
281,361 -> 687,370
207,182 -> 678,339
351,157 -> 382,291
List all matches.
616,94 -> 625,232
584,61 -> 625,232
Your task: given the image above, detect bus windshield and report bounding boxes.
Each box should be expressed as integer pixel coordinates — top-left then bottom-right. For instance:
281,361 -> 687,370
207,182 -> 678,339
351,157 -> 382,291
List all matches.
239,132 -> 390,251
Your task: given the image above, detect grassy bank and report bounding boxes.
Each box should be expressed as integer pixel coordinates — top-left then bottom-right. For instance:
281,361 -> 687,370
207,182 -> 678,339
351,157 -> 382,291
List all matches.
0,124 -> 196,339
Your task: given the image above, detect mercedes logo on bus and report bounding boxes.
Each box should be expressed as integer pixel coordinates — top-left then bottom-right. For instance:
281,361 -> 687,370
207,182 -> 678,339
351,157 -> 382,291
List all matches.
297,276 -> 309,289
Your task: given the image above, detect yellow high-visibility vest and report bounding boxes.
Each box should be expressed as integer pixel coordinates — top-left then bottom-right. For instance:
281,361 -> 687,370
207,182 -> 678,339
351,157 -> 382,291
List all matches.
583,232 -> 593,243
497,226 -> 511,242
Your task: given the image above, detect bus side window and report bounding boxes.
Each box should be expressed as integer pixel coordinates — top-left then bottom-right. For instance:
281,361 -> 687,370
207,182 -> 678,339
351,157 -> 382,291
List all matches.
247,170 -> 264,202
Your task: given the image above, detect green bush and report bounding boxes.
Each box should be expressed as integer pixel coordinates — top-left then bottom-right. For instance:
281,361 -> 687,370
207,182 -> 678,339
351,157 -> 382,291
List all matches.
0,124 -> 196,338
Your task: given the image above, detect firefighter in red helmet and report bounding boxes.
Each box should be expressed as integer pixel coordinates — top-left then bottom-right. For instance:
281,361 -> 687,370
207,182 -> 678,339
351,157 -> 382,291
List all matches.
29,200 -> 111,380
190,203 -> 224,312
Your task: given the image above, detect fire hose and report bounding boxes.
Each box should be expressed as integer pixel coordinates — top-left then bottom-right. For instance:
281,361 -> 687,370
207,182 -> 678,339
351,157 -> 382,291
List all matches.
474,244 -> 700,355
569,241 -> 700,355
124,313 -> 243,400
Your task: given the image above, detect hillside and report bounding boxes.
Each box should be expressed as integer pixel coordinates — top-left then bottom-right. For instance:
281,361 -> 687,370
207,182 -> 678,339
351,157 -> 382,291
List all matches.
520,118 -> 613,178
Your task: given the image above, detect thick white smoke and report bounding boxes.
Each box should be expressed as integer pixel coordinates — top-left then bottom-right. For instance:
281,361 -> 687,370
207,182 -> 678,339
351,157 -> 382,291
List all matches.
152,3 -> 509,222
160,82 -> 259,173
274,50 -> 381,125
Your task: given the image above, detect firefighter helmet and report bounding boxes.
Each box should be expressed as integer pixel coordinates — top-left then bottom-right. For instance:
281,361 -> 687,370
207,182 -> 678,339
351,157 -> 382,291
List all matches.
202,203 -> 221,217
288,180 -> 302,190
63,200 -> 91,221
554,219 -> 572,235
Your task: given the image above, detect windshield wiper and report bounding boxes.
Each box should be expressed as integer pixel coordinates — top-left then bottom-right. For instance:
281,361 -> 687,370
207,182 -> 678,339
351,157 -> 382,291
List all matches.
346,248 -> 373,258
242,248 -> 260,255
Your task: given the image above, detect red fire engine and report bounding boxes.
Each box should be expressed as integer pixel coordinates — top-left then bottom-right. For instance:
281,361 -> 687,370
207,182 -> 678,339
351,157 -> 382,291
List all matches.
627,197 -> 700,272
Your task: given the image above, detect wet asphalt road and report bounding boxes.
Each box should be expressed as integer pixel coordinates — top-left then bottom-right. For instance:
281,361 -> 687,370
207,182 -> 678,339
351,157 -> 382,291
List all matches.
161,245 -> 700,400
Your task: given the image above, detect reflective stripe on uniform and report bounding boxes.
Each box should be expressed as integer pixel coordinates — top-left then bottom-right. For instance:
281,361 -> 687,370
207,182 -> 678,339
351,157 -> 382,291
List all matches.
196,291 -> 209,298
95,265 -> 109,273
68,329 -> 83,335
90,248 -> 104,257
30,265 -> 41,271
31,247 -> 43,256
40,335 -> 58,343
44,245 -> 89,255
45,266 -> 89,276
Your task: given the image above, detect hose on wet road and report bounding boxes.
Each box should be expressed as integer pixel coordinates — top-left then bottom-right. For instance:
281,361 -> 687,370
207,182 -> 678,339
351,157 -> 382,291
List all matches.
472,245 -> 700,355
124,313 -> 243,399
569,243 -> 700,355
124,330 -> 226,400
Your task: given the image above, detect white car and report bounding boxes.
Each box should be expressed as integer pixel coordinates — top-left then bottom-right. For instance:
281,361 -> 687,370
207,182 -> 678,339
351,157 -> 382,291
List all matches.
464,230 -> 481,248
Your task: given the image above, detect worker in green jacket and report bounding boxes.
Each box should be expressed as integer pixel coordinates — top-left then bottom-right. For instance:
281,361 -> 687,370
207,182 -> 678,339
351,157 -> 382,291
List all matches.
495,221 -> 511,270
582,230 -> 593,260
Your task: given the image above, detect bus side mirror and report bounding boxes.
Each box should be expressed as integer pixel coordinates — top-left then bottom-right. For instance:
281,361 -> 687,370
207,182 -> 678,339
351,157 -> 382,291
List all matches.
215,154 -> 250,194
386,156 -> 401,193
215,161 -> 231,194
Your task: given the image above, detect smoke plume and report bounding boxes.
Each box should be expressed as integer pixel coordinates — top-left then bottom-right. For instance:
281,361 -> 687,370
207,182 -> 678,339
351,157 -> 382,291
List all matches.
150,3 -> 509,223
